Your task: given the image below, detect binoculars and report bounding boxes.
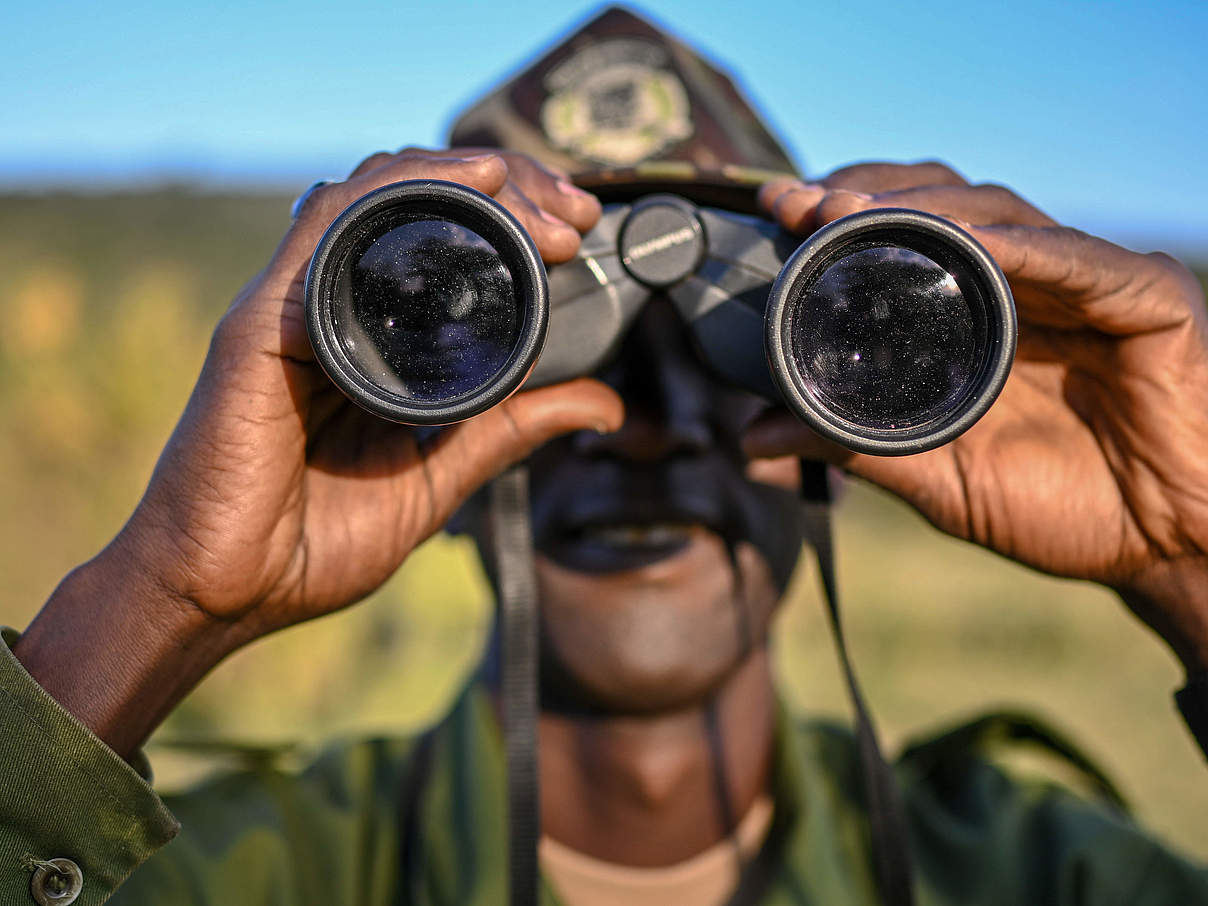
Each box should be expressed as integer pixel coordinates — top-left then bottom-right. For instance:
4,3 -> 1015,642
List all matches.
305,180 -> 1016,455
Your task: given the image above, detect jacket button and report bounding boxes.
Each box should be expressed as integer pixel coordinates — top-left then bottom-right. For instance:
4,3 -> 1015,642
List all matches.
30,858 -> 82,905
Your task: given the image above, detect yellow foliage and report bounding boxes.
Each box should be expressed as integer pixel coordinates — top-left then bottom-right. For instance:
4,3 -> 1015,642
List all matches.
7,264 -> 83,357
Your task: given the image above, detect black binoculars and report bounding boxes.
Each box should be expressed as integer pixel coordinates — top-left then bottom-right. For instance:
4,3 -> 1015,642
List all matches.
305,180 -> 1016,455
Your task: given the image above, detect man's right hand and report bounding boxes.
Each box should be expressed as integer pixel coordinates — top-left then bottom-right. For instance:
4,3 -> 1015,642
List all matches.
13,150 -> 622,757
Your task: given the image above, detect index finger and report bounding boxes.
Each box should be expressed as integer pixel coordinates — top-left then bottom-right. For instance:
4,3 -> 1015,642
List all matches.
270,152 -> 512,288
969,224 -> 1203,335
823,160 -> 968,193
502,154 -> 602,236
402,145 -> 602,234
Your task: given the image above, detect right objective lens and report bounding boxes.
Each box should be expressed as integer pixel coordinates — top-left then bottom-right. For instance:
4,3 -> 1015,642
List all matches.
790,245 -> 977,432
765,208 -> 1016,455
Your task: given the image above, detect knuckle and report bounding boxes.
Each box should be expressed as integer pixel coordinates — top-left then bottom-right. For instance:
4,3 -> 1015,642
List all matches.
1060,226 -> 1102,260
1146,252 -> 1200,294
972,182 -> 1016,201
539,158 -> 572,181
760,177 -> 801,197
293,181 -> 344,224
1050,224 -> 1087,244
353,151 -> 392,174
971,182 -> 1025,210
503,184 -> 539,212
913,159 -> 964,182
1147,250 -> 1189,276
816,190 -> 867,221
303,182 -> 346,221
502,150 -> 539,169
815,193 -> 843,218
515,158 -> 564,191
770,193 -> 807,231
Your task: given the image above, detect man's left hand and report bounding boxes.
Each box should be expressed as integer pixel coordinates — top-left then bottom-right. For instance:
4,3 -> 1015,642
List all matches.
753,162 -> 1208,672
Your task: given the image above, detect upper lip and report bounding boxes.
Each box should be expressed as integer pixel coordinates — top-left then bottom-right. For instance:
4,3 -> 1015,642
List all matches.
532,459 -> 732,546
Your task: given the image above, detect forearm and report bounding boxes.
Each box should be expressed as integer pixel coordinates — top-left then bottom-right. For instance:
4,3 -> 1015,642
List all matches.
13,530 -> 244,761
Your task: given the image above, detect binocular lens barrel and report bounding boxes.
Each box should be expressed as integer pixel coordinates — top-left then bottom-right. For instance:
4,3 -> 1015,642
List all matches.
794,246 -> 975,428
306,183 -> 1014,455
305,181 -> 548,425
766,209 -> 1015,455
343,220 -> 521,400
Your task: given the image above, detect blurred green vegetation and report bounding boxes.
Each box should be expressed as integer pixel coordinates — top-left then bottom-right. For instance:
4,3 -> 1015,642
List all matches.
1,191 -> 1206,862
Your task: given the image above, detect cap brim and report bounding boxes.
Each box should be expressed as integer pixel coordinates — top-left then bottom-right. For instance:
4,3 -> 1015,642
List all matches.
574,165 -> 798,215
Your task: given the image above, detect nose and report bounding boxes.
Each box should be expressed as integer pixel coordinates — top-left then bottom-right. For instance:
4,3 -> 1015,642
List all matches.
573,300 -> 717,463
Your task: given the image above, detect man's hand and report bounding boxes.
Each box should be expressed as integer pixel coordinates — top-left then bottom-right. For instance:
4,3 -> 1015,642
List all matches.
752,162 -> 1208,672
133,148 -> 619,634
14,149 -> 622,756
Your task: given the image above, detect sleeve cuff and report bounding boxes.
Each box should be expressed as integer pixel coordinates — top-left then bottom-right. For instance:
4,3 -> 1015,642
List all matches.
1174,670 -> 1208,763
0,627 -> 179,905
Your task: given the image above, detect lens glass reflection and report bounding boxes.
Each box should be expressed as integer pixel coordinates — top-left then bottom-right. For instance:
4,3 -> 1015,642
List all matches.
339,218 -> 520,401
790,246 -> 976,430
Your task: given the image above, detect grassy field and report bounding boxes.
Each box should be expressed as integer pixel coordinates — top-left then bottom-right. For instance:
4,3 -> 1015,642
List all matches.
1,191 -> 1205,862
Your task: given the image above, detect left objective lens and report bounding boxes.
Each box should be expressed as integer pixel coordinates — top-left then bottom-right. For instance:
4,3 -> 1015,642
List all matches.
341,220 -> 521,401
305,181 -> 548,425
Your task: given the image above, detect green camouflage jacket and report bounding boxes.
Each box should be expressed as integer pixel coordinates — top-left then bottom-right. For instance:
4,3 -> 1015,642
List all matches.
2,629 -> 1206,906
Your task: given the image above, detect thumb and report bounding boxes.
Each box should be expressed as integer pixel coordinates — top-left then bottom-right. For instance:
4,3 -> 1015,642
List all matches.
418,378 -> 624,522
742,409 -> 952,509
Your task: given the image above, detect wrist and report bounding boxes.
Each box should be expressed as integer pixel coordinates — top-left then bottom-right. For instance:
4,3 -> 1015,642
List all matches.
13,534 -> 247,760
1116,554 -> 1208,677
1174,671 -> 1208,761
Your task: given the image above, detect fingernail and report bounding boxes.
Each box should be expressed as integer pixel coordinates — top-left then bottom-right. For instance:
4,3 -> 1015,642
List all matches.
556,179 -> 591,198
539,208 -> 570,227
463,153 -> 499,162
593,422 -> 612,435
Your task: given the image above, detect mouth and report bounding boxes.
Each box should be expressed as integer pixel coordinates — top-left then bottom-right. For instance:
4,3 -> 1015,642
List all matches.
548,519 -> 705,573
534,463 -> 732,574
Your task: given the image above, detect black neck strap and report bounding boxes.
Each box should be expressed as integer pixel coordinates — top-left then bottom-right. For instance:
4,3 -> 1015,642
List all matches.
799,460 -> 915,906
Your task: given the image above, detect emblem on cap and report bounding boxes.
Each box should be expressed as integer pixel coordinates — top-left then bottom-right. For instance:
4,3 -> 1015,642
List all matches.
540,38 -> 694,167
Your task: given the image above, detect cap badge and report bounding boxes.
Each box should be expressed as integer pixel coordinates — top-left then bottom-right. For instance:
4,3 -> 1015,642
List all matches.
540,38 -> 694,167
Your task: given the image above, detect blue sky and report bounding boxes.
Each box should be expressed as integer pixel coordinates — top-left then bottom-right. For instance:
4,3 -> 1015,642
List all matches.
3,0 -> 1205,256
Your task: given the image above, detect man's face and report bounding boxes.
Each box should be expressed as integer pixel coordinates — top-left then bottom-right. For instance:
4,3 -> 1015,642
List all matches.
523,299 -> 805,715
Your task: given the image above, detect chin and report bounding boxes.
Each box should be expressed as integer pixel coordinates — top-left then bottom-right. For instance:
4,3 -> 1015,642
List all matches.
533,532 -> 780,716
